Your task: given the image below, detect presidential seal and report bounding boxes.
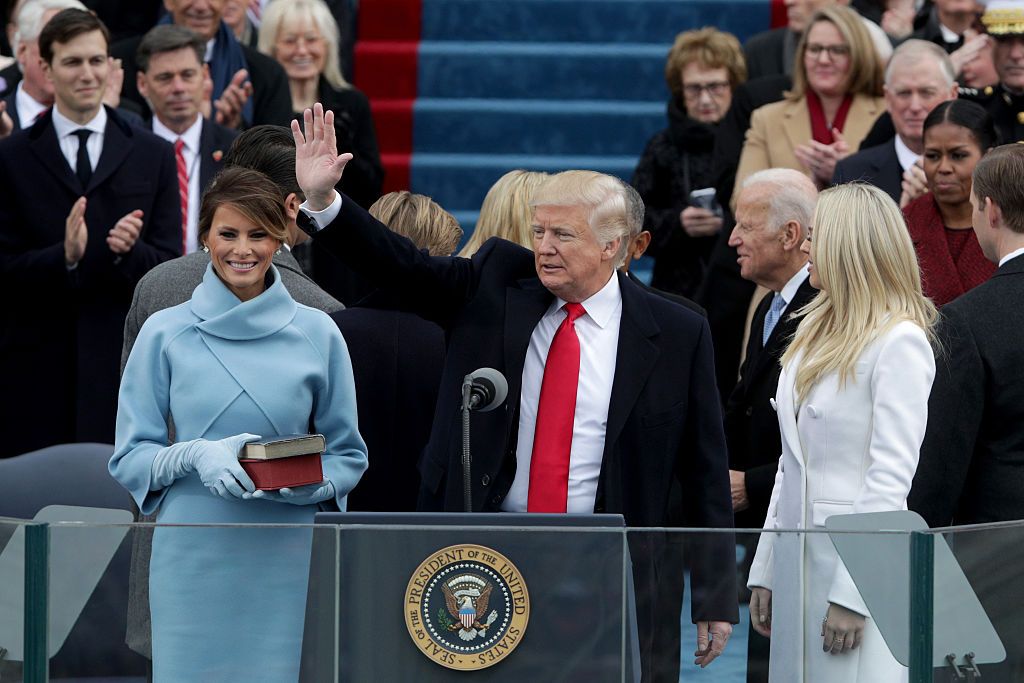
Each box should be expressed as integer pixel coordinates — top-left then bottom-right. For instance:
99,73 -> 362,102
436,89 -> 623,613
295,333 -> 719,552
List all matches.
404,544 -> 530,671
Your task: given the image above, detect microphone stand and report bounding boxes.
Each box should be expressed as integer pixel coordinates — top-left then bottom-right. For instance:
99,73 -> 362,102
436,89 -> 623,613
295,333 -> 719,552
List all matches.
460,377 -> 473,512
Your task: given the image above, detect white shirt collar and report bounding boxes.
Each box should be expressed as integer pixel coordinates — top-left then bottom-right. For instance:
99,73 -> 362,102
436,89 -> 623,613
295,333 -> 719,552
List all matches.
15,82 -> 49,124
51,104 -> 106,139
204,38 -> 215,62
894,134 -> 919,172
152,114 -> 203,152
548,270 -> 622,329
939,22 -> 960,44
778,263 -> 811,305
999,246 -> 1024,267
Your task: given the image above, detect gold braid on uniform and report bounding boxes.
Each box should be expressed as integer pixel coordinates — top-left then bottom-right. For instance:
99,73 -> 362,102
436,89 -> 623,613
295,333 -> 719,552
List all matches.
982,9 -> 1024,35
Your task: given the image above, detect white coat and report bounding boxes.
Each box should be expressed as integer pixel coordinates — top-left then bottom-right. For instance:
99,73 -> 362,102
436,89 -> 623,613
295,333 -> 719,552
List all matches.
748,320 -> 935,683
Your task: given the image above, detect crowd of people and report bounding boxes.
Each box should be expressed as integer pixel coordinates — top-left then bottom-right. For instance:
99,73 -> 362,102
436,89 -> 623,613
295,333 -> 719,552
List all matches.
1,0 -> 1023,681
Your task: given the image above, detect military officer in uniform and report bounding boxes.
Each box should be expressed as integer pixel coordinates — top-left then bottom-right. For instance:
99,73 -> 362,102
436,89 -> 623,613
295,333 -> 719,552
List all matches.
962,0 -> 1024,143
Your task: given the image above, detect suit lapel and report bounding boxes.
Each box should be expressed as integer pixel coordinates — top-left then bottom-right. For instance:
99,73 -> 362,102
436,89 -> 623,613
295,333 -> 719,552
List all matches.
781,99 -> 811,162
603,273 -> 660,457
776,358 -> 805,467
842,95 -> 882,146
27,114 -> 80,196
86,111 -> 131,193
504,280 -> 553,404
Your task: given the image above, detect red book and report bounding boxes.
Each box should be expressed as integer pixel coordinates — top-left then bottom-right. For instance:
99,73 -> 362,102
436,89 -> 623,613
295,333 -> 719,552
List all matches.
239,452 -> 324,491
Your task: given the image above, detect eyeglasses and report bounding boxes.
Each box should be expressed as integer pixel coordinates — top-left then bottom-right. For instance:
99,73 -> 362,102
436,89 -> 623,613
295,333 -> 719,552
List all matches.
806,43 -> 851,60
682,82 -> 731,99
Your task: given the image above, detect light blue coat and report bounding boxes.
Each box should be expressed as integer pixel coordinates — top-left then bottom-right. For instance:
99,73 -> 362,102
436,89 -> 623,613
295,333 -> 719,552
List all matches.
110,264 -> 367,681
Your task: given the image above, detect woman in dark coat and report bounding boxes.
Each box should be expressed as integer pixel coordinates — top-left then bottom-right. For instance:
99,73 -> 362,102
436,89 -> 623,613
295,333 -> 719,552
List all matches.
903,99 -> 997,307
632,28 -> 747,298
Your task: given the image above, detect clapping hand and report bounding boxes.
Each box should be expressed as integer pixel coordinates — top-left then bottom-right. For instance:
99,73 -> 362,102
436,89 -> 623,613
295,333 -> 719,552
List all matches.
822,602 -> 865,655
680,206 -> 723,237
794,129 -> 849,188
213,68 -> 253,130
108,209 -> 143,254
951,31 -> 992,79
64,197 -> 88,266
292,102 -> 353,211
899,159 -> 928,208
0,100 -> 13,139
103,57 -> 124,109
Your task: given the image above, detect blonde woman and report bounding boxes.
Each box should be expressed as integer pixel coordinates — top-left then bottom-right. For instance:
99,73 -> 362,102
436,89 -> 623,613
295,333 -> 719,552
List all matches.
369,191 -> 463,256
747,183 -> 937,682
459,170 -> 548,257
259,0 -> 382,208
734,5 -> 885,198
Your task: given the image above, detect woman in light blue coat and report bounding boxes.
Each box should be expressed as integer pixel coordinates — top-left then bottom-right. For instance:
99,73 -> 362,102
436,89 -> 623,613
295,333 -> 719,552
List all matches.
110,167 -> 367,681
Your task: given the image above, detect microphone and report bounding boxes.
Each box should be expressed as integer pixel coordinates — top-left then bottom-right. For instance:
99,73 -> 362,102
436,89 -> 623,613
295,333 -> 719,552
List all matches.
464,368 -> 508,412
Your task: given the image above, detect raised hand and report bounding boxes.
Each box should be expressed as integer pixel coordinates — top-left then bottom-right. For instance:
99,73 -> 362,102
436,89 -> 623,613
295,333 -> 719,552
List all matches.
899,160 -> 928,208
65,196 -> 88,266
291,102 -> 353,211
213,68 -> 253,130
103,57 -> 124,108
108,209 -> 144,254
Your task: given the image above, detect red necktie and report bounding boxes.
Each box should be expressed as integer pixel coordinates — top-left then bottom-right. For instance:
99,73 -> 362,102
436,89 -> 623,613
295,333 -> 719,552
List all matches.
174,139 -> 188,254
527,302 -> 586,512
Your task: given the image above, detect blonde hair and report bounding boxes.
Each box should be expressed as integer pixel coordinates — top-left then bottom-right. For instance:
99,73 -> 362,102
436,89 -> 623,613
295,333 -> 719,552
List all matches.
369,191 -> 463,256
788,5 -> 884,102
782,183 -> 937,401
664,27 -> 747,101
532,170 -> 633,268
259,0 -> 348,90
459,170 -> 547,257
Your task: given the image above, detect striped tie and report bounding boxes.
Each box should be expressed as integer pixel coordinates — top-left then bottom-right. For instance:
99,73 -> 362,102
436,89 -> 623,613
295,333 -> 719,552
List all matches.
174,138 -> 188,255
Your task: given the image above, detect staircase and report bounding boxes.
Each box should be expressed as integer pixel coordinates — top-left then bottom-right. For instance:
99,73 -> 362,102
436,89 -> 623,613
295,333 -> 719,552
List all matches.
355,0 -> 774,239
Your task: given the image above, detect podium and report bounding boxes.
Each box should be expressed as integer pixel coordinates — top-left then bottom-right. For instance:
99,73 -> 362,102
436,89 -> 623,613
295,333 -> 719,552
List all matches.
301,512 -> 636,681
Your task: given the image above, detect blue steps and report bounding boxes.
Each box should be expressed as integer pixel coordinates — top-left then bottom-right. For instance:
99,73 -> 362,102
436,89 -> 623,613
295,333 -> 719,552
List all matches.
413,99 -> 665,155
408,0 -> 771,254
421,0 -> 770,44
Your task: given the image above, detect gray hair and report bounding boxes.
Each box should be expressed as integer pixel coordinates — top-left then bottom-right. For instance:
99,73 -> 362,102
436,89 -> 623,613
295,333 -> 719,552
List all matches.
741,168 -> 817,236
621,180 -> 646,239
258,0 -> 349,90
532,170 -> 633,268
885,39 -> 956,88
13,0 -> 85,57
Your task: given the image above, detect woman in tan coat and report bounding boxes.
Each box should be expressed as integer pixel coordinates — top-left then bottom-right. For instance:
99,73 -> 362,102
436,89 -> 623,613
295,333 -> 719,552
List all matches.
734,5 -> 885,199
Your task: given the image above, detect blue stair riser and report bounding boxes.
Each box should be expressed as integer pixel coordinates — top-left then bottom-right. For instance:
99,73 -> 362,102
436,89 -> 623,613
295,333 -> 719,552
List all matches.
413,99 -> 665,156
418,42 -> 668,100
422,0 -> 770,45
410,153 -> 639,212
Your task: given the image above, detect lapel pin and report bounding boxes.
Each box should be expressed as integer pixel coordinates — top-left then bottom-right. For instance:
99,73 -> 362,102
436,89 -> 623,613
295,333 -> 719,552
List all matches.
212,150 -> 223,162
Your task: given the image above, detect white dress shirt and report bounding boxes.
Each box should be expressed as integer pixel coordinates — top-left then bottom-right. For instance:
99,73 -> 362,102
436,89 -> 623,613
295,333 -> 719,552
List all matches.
502,273 -> 623,514
778,263 -> 811,307
15,82 -> 48,129
152,116 -> 203,254
52,105 -> 106,176
999,246 -> 1024,267
894,134 -> 919,173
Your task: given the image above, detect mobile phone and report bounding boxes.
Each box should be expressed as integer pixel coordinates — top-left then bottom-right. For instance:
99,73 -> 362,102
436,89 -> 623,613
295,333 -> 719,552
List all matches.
689,188 -> 723,216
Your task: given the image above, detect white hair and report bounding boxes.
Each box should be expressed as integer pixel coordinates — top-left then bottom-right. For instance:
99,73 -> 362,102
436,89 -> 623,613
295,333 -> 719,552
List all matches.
258,0 -> 349,89
741,168 -> 817,236
13,0 -> 86,63
885,39 -> 956,88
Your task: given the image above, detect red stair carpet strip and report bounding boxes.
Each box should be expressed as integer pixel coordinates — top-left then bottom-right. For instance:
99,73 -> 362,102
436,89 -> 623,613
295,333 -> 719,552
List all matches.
355,0 -> 421,192
770,0 -> 788,28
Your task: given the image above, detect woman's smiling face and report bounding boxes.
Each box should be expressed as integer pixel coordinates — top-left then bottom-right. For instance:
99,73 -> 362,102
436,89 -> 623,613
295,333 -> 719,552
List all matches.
204,204 -> 281,301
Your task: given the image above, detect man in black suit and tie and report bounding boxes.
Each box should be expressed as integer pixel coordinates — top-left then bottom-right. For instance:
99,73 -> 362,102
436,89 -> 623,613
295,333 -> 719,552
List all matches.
135,24 -> 236,254
0,9 -> 179,457
910,143 -> 1024,682
724,168 -> 817,683
292,104 -> 738,681
833,40 -> 958,204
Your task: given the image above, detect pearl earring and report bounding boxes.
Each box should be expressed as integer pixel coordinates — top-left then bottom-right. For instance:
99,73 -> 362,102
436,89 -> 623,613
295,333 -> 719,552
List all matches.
274,247 -> 282,256
202,245 -> 209,253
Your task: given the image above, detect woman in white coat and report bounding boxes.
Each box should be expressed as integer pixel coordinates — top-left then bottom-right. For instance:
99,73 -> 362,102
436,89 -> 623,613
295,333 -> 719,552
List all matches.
747,182 -> 937,682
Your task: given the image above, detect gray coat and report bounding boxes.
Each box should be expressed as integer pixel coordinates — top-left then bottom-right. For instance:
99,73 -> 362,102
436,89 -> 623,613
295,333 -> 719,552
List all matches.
119,248 -> 342,659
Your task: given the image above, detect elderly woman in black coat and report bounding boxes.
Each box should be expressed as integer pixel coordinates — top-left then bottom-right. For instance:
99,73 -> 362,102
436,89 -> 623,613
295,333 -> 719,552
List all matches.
632,28 -> 747,298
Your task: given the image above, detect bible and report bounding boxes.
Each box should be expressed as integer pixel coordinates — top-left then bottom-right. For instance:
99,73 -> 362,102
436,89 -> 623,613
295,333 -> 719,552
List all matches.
238,434 -> 325,490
